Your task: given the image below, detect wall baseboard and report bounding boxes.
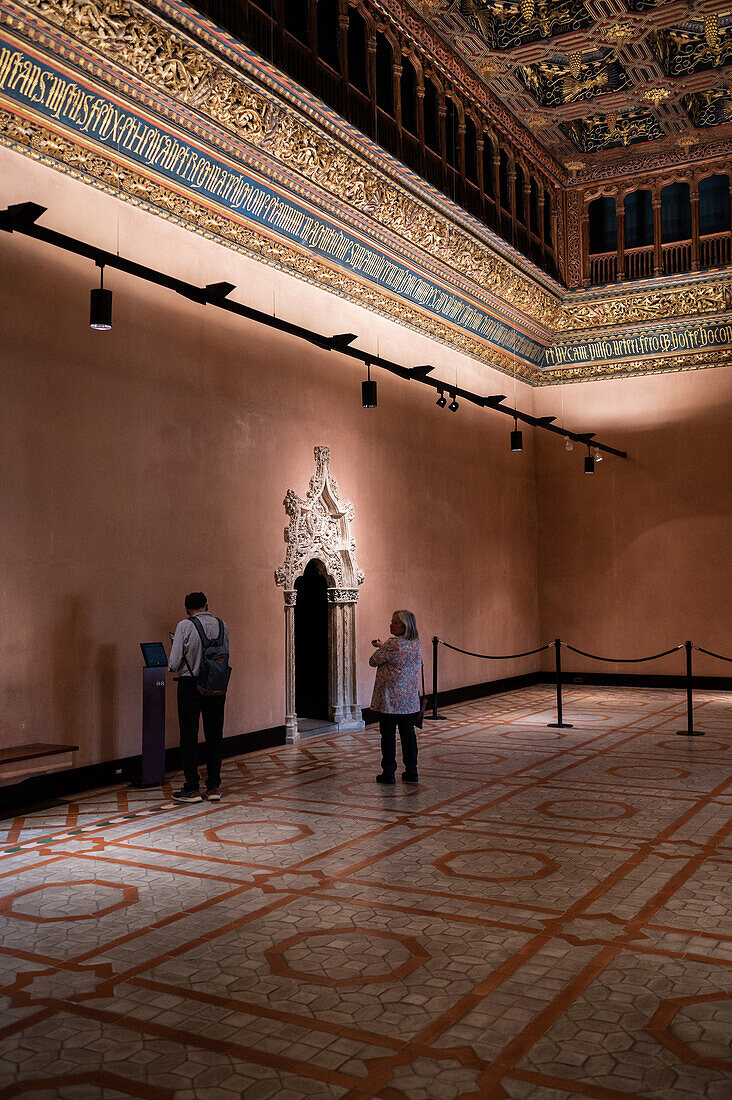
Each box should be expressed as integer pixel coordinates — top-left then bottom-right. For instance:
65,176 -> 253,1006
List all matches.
362,668 -> 731,724
431,670 -> 547,708
4,670 -> 729,814
360,671 -> 546,725
1,726 -> 286,815
559,671 -> 732,690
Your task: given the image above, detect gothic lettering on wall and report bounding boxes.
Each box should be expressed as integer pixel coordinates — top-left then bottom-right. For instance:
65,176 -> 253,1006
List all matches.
8,0 -> 563,327
0,38 -> 548,364
545,322 -> 732,367
1,2 -> 731,386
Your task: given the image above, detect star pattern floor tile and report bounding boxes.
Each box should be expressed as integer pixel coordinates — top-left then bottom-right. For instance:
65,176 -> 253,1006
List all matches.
0,686 -> 729,1098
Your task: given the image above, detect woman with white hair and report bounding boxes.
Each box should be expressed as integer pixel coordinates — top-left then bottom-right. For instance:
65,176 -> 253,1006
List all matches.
369,610 -> 422,784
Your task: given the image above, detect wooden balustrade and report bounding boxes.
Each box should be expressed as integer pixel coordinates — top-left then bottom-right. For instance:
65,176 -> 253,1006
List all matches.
590,228 -> 732,286
182,0 -> 559,282
663,240 -> 692,276
701,231 -> 732,269
589,251 -> 617,285
624,245 -> 654,282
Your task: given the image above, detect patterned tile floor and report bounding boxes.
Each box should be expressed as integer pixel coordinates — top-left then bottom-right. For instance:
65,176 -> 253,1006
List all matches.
0,686 -> 730,1099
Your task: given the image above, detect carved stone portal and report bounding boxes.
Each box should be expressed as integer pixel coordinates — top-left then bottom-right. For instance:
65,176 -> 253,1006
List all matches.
275,447 -> 365,742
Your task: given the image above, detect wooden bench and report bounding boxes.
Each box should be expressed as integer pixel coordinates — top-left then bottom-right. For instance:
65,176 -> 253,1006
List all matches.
0,743 -> 79,784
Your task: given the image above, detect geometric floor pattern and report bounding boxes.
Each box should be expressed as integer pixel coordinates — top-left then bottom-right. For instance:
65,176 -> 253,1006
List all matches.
0,685 -> 730,1099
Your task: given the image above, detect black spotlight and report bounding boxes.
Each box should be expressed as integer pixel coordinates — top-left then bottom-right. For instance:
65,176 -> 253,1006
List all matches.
361,360 -> 377,408
448,391 -> 459,412
90,264 -> 112,331
436,388 -> 447,408
585,452 -> 595,474
510,417 -> 523,452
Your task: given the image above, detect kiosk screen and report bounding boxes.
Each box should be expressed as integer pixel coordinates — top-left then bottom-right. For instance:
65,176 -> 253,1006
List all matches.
140,642 -> 168,668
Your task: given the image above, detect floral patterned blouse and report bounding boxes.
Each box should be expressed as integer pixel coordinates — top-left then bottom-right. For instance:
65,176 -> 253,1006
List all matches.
369,636 -> 422,715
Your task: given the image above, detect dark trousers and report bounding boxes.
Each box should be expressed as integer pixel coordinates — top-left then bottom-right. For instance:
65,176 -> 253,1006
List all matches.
177,678 -> 226,791
379,713 -> 418,778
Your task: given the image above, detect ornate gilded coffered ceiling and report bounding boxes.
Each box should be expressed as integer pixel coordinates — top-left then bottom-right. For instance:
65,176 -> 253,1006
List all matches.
415,1 -> 732,179
1,0 -> 730,386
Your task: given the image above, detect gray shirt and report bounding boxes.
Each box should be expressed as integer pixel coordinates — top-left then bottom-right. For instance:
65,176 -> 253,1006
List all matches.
168,612 -> 229,677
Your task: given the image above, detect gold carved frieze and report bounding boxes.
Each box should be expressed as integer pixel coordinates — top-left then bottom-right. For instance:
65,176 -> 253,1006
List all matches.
2,0 -> 730,386
8,0 -> 561,331
0,106 -> 539,384
557,280 -> 732,332
541,348 -> 732,385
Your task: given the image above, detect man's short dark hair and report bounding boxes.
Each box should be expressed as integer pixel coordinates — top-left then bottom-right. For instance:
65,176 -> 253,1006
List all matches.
185,591 -> 207,611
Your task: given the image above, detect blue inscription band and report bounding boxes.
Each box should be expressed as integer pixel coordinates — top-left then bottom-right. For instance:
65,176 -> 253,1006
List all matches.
544,322 -> 732,368
0,35 -> 548,366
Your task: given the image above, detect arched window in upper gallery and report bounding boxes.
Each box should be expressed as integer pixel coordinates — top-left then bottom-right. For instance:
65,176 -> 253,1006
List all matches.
588,196 -> 617,254
423,76 -> 440,154
375,31 -> 395,116
464,114 -> 478,186
445,94 -> 460,171
316,0 -> 340,71
283,0 -> 310,46
544,188 -> 553,244
530,177 -> 540,235
661,182 -> 692,243
624,189 -> 653,248
699,174 -> 732,235
482,136 -> 495,198
400,56 -> 418,135
515,163 -> 526,225
347,7 -> 369,95
499,149 -> 510,209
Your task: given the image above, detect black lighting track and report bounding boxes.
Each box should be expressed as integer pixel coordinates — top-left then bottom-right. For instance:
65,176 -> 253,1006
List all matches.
1,203 -> 627,459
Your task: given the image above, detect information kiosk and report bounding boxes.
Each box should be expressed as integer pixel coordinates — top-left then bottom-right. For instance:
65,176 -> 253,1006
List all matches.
132,643 -> 167,788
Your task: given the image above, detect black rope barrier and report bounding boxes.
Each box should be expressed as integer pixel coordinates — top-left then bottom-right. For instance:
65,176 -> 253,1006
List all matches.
429,635 -> 728,736
693,645 -> 732,663
440,641 -> 554,661
428,637 -> 554,722
562,643 -> 684,663
549,638 -> 572,729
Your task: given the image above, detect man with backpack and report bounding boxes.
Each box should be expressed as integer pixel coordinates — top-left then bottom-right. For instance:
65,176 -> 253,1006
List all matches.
168,592 -> 231,803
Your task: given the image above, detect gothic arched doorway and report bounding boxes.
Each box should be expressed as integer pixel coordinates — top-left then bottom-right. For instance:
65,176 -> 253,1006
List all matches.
275,446 -> 365,742
294,559 -> 329,722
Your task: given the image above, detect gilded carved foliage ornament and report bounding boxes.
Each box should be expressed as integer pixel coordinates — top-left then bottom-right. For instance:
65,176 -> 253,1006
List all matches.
274,447 -> 364,595
556,279 -> 732,332
0,101 -> 542,385
543,347 -> 732,385
2,5 -> 730,383
15,0 -> 560,330
4,103 -> 727,380
462,0 -> 591,51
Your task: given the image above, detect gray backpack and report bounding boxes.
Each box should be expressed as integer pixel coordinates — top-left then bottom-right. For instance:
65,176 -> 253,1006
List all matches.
187,617 -> 231,696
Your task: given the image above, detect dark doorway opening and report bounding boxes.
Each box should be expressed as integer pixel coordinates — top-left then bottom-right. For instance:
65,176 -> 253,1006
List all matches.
295,559 -> 329,721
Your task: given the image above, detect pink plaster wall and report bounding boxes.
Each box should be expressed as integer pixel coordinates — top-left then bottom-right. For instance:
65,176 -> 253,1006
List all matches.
4,147 -> 729,773
1,151 -> 541,766
534,369 -> 732,679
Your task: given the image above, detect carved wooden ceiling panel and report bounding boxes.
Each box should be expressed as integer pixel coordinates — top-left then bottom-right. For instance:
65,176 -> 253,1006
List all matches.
414,0 -> 732,179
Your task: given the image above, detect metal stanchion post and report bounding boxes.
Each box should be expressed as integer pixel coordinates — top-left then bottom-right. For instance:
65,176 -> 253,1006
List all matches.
676,640 -> 705,736
425,636 -> 446,721
547,638 -> 573,729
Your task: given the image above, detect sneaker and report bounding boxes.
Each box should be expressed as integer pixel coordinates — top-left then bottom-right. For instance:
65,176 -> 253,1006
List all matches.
205,788 -> 221,802
375,773 -> 396,785
401,773 -> 419,783
172,788 -> 203,803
